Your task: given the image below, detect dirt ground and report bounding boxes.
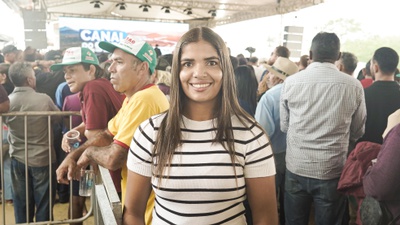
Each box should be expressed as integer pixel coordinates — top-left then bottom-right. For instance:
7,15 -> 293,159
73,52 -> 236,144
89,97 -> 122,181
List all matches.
0,198 -> 94,225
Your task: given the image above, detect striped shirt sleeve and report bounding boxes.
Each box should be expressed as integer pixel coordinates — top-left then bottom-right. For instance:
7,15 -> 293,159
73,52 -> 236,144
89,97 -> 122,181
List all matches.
127,116 -> 156,177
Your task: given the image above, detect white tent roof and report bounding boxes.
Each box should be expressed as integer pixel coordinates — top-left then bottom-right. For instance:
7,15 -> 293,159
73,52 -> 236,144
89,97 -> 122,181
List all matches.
6,0 -> 324,26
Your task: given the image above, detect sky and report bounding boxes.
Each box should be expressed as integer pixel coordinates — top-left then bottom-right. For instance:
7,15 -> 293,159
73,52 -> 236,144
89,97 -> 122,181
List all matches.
0,1 -> 24,46
215,0 -> 400,59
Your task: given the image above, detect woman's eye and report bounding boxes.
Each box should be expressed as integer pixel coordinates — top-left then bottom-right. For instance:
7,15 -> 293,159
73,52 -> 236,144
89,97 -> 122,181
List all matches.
182,62 -> 192,67
208,61 -> 218,66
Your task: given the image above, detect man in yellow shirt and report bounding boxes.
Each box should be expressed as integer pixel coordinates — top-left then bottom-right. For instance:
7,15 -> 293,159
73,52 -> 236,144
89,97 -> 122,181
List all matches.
56,35 -> 169,224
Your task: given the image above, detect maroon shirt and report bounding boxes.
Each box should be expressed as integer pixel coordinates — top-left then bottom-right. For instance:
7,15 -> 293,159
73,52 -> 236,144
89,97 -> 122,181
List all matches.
63,93 -> 82,130
364,124 -> 400,223
79,78 -> 125,192
80,78 -> 125,130
0,85 -> 9,104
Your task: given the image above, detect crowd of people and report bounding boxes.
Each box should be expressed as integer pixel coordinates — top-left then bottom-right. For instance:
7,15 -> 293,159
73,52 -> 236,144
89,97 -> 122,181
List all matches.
0,27 -> 399,225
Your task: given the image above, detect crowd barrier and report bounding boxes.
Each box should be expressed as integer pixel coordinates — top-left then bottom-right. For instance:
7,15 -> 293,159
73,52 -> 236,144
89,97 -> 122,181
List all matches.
0,111 -> 122,225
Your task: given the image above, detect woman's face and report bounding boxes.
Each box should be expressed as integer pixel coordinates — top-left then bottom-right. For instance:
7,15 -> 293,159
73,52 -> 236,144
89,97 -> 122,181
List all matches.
179,40 -> 223,110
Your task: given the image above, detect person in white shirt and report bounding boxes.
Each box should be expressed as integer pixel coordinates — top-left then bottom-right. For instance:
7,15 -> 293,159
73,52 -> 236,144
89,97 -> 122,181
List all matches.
280,32 -> 366,225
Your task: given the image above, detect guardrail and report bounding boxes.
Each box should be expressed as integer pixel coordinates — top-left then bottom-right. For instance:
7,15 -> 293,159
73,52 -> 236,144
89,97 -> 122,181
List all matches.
95,166 -> 122,225
0,111 -> 122,225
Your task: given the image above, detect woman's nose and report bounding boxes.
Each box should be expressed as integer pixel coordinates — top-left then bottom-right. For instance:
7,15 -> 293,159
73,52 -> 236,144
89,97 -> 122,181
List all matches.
193,64 -> 205,78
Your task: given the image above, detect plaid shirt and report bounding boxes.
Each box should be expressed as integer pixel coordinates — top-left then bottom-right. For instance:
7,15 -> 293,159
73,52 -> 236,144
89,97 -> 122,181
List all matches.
280,62 -> 366,180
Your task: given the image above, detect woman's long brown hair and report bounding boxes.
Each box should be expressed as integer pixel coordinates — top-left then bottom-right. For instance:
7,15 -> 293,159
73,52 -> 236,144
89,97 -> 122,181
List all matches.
152,27 -> 260,183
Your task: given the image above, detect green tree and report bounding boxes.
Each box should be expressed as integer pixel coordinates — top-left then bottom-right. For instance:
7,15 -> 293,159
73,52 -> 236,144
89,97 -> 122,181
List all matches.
342,35 -> 400,66
317,18 -> 362,42
318,18 -> 400,67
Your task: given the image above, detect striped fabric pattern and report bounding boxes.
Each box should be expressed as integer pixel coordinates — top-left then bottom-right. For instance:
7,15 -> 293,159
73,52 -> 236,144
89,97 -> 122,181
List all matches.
127,114 -> 275,224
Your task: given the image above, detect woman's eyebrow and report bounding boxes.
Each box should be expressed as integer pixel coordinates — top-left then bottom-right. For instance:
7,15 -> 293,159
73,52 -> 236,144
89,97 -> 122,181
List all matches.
204,56 -> 220,61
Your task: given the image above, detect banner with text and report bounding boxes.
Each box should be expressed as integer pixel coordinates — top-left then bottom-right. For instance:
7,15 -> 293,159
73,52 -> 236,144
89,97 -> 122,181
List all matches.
59,17 -> 189,54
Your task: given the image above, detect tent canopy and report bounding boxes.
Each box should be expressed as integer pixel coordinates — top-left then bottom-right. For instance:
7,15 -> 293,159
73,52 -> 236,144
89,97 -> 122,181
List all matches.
8,0 -> 324,26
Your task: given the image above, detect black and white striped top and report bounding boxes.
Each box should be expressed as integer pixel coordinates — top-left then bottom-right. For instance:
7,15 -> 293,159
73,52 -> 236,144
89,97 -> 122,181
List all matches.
127,113 -> 276,224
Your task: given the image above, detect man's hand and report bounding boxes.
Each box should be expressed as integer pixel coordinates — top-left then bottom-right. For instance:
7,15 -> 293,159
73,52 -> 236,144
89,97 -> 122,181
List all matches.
56,156 -> 80,184
77,148 -> 99,174
77,150 -> 91,170
61,131 -> 82,153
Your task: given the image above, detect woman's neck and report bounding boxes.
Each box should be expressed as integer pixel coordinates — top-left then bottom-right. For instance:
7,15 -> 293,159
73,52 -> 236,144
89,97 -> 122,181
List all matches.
183,102 -> 216,121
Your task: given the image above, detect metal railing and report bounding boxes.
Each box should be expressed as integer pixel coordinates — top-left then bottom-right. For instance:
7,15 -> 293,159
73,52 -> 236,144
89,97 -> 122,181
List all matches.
95,166 -> 122,225
0,111 -> 122,225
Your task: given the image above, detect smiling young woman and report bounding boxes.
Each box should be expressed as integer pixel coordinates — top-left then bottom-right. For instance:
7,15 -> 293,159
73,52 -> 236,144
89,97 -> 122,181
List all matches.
179,39 -> 223,121
124,27 -> 279,225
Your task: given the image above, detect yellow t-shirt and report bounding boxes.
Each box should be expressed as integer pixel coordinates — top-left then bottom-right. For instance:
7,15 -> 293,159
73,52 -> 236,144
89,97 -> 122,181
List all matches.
108,85 -> 169,224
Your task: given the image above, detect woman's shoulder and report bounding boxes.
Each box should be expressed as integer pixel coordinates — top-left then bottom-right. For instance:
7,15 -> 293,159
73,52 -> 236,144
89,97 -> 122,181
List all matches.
140,112 -> 167,129
231,115 -> 263,133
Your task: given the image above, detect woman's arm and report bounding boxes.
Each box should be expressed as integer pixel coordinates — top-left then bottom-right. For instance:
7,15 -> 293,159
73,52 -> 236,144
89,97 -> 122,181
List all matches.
123,170 -> 152,225
246,176 -> 278,225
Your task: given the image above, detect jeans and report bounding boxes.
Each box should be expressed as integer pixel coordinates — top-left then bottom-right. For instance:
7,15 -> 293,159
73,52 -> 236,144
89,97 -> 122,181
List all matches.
275,152 -> 286,225
3,153 -> 13,200
11,158 -> 56,223
284,169 -> 346,225
2,129 -> 13,200
54,124 -> 69,202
